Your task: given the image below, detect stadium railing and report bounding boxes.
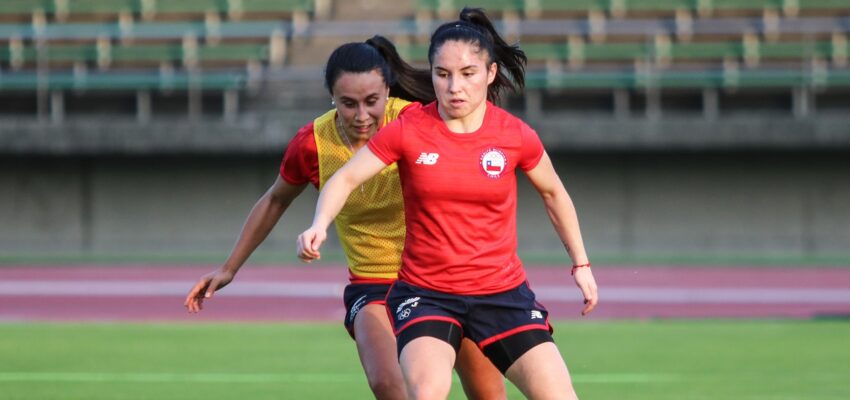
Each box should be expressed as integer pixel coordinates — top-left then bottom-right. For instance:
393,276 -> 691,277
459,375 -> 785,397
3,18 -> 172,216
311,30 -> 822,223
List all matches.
0,70 -> 246,91
524,67 -> 850,89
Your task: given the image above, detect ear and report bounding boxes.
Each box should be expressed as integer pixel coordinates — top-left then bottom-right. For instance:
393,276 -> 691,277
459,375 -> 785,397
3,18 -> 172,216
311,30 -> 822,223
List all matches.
486,62 -> 497,85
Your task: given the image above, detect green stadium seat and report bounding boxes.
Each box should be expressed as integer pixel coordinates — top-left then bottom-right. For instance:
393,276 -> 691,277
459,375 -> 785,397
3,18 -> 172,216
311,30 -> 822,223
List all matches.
0,1 -> 56,15
146,0 -> 225,15
111,44 -> 181,63
758,41 -> 832,59
0,71 -> 246,90
0,42 -> 269,67
417,0 -> 525,13
236,0 -> 314,13
55,0 -> 137,16
668,42 -> 742,60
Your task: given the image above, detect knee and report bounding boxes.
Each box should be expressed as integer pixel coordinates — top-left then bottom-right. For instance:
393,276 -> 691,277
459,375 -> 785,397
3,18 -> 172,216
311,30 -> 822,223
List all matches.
461,381 -> 507,400
406,382 -> 451,400
366,375 -> 405,400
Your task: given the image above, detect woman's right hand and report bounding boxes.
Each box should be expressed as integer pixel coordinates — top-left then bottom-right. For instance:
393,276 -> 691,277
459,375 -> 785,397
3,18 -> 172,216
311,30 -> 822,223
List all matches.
297,227 -> 327,263
184,269 -> 235,313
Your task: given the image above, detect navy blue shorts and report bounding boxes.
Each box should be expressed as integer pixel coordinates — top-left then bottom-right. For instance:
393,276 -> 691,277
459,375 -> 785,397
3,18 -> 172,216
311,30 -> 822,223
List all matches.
342,282 -> 393,339
386,280 -> 552,350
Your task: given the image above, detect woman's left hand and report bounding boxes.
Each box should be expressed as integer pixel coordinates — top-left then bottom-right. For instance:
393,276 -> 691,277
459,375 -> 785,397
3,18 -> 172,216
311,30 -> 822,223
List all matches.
573,268 -> 598,316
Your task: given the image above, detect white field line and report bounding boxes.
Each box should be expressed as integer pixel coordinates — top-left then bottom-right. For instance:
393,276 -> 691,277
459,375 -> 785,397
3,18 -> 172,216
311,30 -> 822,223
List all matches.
1,281 -> 849,304
0,371 -> 676,384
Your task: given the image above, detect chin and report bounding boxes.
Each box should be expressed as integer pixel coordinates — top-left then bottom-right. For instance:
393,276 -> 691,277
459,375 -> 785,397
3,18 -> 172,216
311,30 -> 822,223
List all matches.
445,108 -> 469,119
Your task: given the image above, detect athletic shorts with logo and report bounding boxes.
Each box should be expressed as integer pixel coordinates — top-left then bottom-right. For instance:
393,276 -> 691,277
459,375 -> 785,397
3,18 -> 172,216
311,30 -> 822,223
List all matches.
343,282 -> 393,339
386,280 -> 552,351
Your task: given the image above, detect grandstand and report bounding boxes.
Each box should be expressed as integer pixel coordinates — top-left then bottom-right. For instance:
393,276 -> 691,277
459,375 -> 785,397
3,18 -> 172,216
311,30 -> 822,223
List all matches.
1,0 -> 848,135
2,1 -> 849,261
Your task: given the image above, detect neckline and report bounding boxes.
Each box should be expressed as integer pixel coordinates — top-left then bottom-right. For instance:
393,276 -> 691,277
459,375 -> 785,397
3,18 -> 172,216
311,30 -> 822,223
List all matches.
430,101 -> 492,140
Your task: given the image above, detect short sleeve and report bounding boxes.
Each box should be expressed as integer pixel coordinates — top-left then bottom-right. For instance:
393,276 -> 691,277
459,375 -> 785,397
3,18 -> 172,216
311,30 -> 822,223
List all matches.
279,122 -> 320,188
367,117 -> 405,166
517,123 -> 545,171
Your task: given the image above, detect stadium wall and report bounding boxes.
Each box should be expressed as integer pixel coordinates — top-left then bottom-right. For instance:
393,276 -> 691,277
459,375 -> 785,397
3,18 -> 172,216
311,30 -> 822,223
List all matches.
2,151 -> 848,262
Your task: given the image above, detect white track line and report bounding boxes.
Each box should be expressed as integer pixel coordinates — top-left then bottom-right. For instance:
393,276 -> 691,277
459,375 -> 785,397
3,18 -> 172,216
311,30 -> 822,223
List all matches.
1,281 -> 849,304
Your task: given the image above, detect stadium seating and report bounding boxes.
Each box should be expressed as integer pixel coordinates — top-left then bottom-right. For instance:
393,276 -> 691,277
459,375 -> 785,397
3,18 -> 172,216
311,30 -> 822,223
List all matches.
1,0 -> 849,120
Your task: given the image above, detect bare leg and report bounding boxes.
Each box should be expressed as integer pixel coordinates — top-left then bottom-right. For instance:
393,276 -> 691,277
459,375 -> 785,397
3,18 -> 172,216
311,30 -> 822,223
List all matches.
399,336 -> 456,400
505,342 -> 577,400
455,338 -> 506,400
353,303 -> 406,400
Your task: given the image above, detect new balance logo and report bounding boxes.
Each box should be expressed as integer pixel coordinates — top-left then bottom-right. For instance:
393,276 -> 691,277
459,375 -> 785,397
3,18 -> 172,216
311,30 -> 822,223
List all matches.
530,310 -> 544,320
415,153 -> 439,165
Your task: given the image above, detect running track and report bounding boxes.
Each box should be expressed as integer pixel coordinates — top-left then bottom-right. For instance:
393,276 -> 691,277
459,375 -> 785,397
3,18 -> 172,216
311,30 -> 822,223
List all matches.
1,265 -> 849,322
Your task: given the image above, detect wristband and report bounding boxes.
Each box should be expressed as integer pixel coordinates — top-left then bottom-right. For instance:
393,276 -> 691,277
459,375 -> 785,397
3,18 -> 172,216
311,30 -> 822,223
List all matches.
571,263 -> 591,276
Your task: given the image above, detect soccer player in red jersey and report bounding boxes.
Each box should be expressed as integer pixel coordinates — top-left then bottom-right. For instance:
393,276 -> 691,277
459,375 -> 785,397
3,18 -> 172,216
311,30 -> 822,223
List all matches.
185,36 -> 506,400
298,8 -> 599,400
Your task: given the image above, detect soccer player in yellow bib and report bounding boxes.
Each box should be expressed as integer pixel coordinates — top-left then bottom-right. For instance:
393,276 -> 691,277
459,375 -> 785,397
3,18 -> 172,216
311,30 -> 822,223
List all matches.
184,36 -> 506,400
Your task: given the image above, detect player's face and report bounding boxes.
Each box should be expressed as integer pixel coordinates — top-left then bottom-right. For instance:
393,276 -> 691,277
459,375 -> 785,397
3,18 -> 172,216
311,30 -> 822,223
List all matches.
331,69 -> 390,146
431,40 -> 497,121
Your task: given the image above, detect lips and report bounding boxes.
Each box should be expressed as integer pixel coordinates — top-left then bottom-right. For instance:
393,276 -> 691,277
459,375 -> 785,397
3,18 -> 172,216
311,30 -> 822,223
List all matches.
353,124 -> 372,134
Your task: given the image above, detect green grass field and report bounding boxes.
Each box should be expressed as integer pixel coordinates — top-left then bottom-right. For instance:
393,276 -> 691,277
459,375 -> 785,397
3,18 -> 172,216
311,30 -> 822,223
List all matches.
2,320 -> 848,399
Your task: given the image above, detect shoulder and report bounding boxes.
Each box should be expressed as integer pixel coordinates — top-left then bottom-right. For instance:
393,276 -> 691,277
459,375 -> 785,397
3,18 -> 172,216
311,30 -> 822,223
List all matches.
285,120 -> 318,158
488,103 -> 533,131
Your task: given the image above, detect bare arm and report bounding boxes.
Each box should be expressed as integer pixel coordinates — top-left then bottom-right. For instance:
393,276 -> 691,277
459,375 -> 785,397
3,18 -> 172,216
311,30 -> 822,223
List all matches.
525,152 -> 598,315
297,146 -> 388,262
185,176 -> 306,312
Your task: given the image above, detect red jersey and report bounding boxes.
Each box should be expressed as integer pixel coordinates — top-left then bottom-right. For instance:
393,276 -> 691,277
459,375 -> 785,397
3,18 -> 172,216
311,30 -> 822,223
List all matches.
279,121 -> 320,188
367,101 -> 545,295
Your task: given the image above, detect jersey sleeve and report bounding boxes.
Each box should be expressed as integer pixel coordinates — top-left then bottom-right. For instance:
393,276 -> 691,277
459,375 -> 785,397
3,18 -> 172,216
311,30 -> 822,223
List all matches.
279,122 -> 320,188
517,123 -> 545,172
367,118 -> 405,166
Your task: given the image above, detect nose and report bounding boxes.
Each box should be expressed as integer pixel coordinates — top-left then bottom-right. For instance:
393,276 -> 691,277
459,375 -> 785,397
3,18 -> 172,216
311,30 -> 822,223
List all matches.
447,77 -> 461,94
355,104 -> 369,122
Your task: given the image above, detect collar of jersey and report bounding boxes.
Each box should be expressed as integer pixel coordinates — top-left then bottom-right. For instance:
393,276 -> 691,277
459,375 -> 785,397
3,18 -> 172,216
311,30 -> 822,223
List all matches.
428,101 -> 493,140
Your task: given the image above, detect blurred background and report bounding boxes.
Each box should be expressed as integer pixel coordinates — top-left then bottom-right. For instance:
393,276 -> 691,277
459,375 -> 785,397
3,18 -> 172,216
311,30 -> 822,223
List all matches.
3,0 -> 850,265
1,2 -> 850,399
1,0 -> 849,263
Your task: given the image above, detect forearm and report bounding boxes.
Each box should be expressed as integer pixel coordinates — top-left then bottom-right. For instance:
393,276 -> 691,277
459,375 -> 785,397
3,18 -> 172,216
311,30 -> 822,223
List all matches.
541,185 -> 589,266
312,172 -> 360,230
222,194 -> 289,274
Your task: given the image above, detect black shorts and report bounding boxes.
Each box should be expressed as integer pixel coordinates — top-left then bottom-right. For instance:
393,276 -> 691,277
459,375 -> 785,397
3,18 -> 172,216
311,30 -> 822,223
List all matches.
342,282 -> 393,339
386,280 -> 553,351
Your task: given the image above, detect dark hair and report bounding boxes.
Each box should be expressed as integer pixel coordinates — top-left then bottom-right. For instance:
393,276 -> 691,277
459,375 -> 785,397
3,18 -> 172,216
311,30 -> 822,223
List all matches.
324,35 -> 435,104
428,7 -> 527,103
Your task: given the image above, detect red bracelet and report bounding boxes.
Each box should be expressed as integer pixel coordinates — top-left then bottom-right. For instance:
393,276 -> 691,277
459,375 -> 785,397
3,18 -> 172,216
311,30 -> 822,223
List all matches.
571,263 -> 591,275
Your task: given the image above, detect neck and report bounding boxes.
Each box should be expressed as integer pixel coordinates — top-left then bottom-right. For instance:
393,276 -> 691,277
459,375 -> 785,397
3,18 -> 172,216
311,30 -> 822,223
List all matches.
439,100 -> 487,134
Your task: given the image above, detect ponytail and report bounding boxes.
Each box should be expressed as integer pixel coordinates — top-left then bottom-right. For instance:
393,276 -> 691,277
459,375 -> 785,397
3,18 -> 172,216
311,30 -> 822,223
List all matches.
324,35 -> 433,104
366,35 -> 435,104
428,7 -> 527,103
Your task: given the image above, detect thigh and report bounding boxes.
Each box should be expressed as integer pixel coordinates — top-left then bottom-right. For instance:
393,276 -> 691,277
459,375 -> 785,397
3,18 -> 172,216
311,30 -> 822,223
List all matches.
343,283 -> 393,338
505,341 -> 576,400
385,280 -> 465,337
466,282 -> 554,373
399,336 -> 457,400
466,282 -> 552,348
352,303 -> 405,389
455,338 -> 507,400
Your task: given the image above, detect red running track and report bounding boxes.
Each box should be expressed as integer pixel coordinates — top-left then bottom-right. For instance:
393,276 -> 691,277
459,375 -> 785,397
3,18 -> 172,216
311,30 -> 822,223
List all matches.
1,265 -> 849,322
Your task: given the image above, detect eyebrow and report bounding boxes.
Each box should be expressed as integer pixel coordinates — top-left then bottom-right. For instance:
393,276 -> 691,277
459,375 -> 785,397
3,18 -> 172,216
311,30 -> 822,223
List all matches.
434,65 -> 479,72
